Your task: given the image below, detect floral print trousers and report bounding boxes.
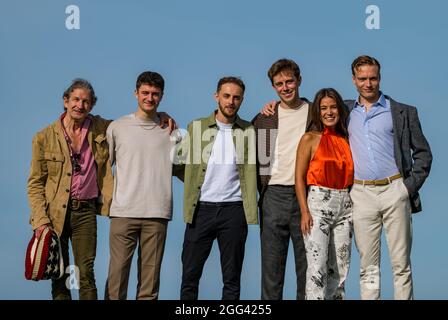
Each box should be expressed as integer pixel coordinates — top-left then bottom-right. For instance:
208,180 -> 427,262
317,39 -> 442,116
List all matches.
304,186 -> 353,300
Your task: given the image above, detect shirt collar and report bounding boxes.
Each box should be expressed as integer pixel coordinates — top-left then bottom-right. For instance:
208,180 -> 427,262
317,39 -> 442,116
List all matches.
59,112 -> 92,128
354,91 -> 387,109
59,112 -> 92,147
205,110 -> 246,129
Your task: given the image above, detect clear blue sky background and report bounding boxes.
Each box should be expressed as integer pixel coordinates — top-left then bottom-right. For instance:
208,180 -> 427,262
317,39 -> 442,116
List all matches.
1,0 -> 446,299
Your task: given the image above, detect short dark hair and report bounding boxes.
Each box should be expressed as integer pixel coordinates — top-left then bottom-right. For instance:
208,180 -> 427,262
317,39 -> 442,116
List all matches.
63,78 -> 97,107
311,88 -> 349,138
136,71 -> 165,92
351,55 -> 381,76
216,76 -> 245,93
267,59 -> 301,84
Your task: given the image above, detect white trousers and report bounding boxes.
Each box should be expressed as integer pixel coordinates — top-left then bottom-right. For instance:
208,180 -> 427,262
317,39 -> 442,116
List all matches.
304,186 -> 353,300
351,178 -> 413,300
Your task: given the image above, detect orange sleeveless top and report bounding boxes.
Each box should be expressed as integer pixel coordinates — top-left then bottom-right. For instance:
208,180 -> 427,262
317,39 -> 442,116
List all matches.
306,128 -> 354,189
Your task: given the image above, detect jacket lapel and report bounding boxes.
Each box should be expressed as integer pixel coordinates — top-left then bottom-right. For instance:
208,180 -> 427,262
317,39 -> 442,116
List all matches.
88,121 -> 94,154
387,96 -> 406,173
388,96 -> 404,143
305,100 -> 313,131
54,120 -> 71,162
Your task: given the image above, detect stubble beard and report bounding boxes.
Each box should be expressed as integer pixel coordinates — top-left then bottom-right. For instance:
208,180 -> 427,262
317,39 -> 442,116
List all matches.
219,103 -> 237,120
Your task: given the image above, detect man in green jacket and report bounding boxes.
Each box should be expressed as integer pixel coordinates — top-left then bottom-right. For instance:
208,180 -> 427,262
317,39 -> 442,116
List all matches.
179,76 -> 258,300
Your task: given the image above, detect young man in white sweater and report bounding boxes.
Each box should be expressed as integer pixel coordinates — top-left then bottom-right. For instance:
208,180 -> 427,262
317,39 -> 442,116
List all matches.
105,71 -> 182,300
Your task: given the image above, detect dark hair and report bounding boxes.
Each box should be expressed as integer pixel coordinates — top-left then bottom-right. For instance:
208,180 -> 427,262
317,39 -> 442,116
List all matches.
63,78 -> 97,107
267,58 -> 301,84
136,71 -> 165,92
311,88 -> 349,138
351,55 -> 381,76
216,76 -> 245,93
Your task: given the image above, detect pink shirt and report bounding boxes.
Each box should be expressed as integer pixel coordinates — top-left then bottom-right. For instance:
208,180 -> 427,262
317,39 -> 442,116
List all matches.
60,114 -> 99,200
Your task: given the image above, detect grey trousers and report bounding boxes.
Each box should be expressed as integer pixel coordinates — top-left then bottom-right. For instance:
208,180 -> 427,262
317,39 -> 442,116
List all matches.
260,185 -> 307,300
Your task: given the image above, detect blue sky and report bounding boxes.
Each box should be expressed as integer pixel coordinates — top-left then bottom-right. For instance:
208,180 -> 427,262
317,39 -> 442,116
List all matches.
1,0 -> 446,299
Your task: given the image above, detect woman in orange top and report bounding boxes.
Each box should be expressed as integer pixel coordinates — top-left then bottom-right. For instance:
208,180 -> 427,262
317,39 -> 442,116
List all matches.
295,88 -> 354,300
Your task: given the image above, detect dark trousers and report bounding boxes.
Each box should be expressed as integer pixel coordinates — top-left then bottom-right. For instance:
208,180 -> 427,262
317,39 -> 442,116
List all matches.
52,200 -> 98,300
181,201 -> 248,300
260,185 -> 307,300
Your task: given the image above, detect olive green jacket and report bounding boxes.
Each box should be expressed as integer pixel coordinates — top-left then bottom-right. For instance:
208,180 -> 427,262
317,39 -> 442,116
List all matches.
179,111 -> 258,224
27,115 -> 113,236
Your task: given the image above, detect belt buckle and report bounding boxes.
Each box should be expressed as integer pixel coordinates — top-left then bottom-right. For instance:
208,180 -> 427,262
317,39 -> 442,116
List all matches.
377,177 -> 391,186
71,199 -> 81,210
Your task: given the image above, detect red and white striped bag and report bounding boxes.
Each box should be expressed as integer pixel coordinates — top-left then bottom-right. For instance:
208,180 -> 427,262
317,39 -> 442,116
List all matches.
25,226 -> 64,281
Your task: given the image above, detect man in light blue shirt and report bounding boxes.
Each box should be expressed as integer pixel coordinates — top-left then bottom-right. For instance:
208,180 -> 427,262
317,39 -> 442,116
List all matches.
349,92 -> 399,180
346,55 -> 432,300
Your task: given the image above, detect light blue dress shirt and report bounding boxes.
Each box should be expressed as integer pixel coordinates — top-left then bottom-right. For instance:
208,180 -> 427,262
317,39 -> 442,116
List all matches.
348,93 -> 400,180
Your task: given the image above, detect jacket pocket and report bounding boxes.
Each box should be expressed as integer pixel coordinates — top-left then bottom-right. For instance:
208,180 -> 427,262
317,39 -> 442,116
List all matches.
44,152 -> 65,202
44,152 -> 65,177
94,134 -> 108,164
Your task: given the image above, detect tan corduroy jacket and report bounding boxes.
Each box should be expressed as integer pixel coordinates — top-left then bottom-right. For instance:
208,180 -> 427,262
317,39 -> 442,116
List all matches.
27,114 -> 113,236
